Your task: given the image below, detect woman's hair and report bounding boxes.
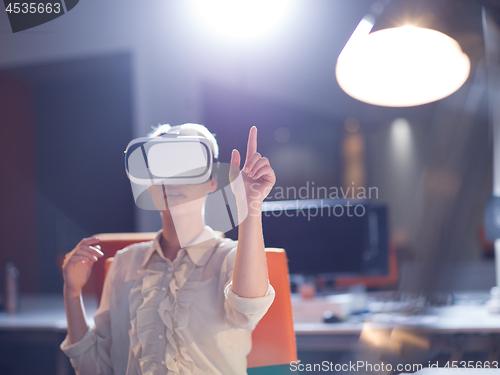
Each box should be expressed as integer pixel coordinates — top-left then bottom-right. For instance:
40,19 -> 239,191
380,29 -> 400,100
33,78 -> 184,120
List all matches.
149,123 -> 219,159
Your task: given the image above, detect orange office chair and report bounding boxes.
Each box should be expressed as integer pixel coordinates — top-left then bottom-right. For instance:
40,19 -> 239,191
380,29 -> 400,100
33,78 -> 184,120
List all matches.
93,232 -> 297,372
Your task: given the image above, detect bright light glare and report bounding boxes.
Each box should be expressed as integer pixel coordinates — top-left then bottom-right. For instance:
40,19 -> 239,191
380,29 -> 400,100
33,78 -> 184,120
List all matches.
192,0 -> 291,38
336,26 -> 471,107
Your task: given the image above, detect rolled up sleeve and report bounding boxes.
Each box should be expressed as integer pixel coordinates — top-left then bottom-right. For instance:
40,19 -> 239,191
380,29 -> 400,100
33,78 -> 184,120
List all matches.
60,322 -> 113,375
224,281 -> 275,329
60,327 -> 97,358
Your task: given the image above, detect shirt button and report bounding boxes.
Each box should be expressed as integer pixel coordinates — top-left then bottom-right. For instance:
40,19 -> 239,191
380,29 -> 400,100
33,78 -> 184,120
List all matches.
158,334 -> 163,339
161,287 -> 166,291
161,360 -> 165,365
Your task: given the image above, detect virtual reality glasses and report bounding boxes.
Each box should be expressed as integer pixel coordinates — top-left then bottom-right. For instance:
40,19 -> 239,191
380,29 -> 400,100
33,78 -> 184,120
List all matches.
124,133 -> 217,210
125,133 -> 215,186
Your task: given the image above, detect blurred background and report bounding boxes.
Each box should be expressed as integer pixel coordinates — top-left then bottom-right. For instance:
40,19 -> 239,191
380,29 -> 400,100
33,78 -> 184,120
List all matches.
1,0 -> 500,373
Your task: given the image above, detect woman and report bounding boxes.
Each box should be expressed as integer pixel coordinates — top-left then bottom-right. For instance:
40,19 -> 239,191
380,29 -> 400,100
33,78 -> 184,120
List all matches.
61,124 -> 276,374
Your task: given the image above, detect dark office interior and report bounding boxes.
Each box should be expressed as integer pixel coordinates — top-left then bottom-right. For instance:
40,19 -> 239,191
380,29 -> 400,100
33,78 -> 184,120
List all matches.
1,0 -> 500,374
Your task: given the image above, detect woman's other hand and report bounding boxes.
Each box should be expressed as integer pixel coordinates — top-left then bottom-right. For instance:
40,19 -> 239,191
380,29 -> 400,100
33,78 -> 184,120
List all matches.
62,237 -> 103,297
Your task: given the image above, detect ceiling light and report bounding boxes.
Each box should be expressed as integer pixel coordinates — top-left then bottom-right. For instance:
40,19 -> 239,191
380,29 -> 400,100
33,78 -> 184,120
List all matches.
336,3 -> 471,107
192,0 -> 291,38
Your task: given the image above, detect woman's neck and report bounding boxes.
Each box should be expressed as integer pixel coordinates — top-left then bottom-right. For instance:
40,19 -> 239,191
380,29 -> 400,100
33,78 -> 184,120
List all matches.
160,211 -> 205,262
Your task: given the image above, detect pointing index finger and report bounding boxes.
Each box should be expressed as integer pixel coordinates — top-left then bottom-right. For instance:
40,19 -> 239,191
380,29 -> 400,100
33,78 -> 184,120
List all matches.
245,126 -> 258,163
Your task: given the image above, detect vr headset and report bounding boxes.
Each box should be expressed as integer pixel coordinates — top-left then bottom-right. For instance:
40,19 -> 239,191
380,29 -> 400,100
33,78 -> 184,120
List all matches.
124,132 -> 216,210
125,132 -> 215,186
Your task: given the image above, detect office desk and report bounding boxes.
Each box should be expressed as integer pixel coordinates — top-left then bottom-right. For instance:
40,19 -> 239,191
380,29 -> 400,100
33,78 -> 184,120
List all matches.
292,293 -> 500,361
0,295 -> 97,375
3,294 -> 500,374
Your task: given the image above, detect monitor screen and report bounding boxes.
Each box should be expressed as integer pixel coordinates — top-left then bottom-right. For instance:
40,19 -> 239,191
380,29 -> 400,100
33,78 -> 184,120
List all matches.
261,199 -> 389,277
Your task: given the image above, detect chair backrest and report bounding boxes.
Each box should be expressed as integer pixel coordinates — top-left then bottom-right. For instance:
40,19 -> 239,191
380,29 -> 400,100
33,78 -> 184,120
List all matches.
95,233 -> 298,369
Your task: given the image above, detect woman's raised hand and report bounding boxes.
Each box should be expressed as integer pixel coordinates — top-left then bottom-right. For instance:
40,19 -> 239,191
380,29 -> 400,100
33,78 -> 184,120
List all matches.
62,237 -> 103,297
229,126 -> 276,209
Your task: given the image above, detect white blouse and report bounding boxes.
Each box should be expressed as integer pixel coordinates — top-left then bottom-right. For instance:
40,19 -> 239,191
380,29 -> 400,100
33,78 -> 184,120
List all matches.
61,227 -> 275,375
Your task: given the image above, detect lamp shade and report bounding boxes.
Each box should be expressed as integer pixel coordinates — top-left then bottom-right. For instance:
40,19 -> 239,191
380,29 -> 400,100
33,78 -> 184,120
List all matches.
336,25 -> 471,107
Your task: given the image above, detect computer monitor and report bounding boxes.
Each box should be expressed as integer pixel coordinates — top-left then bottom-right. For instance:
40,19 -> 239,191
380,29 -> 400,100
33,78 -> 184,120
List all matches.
261,199 -> 389,277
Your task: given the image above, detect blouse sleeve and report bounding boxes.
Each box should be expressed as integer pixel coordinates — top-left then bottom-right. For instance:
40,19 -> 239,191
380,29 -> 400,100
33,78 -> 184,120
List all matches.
220,246 -> 276,330
60,259 -> 116,375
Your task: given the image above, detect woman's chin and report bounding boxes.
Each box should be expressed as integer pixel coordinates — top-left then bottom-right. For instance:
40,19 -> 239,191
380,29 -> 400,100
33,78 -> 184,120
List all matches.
169,199 -> 205,216
164,195 -> 187,206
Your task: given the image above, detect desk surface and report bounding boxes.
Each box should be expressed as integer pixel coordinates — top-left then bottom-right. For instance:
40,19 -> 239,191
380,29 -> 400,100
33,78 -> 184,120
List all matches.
3,294 -> 500,335
4,294 -> 499,373
294,305 -> 500,335
0,294 -> 98,332
292,292 -> 500,335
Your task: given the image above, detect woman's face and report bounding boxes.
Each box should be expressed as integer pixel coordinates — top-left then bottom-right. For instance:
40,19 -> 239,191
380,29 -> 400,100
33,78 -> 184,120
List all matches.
148,178 -> 216,216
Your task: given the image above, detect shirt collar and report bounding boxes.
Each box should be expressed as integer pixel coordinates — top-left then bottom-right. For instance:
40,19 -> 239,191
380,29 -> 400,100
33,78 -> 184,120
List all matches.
141,226 -> 220,268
